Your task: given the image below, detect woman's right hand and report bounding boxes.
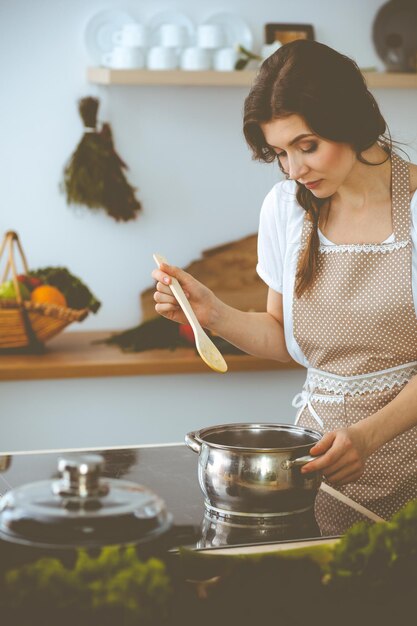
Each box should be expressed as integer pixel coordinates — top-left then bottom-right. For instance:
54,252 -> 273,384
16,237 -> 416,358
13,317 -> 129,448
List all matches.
151,262 -> 219,329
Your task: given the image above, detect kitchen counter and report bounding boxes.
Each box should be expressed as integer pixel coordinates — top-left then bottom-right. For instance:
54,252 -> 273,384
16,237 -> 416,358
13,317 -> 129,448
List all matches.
0,330 -> 301,381
0,443 -> 410,626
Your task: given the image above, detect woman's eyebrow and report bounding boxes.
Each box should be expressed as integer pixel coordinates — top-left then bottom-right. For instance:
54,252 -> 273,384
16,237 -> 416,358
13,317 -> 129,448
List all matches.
269,133 -> 316,150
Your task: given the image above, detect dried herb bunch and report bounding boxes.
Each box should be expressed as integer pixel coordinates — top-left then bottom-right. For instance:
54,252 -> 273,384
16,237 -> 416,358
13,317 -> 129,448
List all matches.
62,97 -> 142,222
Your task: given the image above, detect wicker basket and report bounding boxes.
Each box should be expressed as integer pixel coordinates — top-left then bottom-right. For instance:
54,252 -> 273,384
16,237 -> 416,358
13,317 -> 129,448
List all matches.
0,231 -> 89,353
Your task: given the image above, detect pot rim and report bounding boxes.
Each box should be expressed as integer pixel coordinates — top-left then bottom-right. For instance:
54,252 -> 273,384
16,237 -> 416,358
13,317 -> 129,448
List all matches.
191,422 -> 322,453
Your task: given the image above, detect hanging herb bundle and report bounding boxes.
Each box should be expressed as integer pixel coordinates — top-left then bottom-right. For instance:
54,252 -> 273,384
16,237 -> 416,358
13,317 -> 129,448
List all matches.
62,96 -> 142,222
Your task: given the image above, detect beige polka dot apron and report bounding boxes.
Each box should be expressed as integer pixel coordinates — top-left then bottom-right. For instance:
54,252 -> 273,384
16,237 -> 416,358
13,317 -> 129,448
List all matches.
293,152 -> 417,535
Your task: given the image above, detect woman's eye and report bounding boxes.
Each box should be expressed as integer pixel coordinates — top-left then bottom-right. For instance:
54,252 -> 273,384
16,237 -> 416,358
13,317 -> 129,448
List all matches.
275,143 -> 317,158
301,143 -> 318,154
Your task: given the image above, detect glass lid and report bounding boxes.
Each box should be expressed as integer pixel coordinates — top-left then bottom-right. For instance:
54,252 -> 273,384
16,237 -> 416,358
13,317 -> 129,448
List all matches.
0,454 -> 172,548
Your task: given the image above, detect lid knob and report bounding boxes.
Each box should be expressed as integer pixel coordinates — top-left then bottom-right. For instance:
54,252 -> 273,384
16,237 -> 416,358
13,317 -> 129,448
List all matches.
52,454 -> 109,498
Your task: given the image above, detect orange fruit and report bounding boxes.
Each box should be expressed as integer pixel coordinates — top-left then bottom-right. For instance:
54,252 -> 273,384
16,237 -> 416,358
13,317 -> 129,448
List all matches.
31,285 -> 67,307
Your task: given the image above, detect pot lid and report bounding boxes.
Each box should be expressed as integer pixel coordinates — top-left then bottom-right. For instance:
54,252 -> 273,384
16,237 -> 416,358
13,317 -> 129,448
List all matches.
0,454 -> 172,549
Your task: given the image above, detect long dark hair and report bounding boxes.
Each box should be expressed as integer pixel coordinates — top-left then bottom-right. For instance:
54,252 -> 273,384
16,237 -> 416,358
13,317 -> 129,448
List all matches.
243,39 -> 391,297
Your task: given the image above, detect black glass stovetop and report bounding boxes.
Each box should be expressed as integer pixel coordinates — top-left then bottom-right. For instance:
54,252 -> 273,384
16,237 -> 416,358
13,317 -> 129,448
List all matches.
0,444 -> 373,552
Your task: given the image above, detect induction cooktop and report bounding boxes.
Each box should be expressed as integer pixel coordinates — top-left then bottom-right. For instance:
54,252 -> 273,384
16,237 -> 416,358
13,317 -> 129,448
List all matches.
0,443 -> 374,552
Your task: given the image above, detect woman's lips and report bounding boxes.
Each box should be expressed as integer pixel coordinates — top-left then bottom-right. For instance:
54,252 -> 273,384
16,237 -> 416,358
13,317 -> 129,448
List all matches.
304,179 -> 323,190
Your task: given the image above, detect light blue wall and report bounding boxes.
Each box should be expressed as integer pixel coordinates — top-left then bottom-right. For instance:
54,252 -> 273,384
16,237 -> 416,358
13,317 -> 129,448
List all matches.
0,369 -> 307,453
1,1 -> 416,452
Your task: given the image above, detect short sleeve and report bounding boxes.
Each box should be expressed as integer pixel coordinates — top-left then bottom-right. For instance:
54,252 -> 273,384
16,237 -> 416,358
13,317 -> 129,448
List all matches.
256,186 -> 284,293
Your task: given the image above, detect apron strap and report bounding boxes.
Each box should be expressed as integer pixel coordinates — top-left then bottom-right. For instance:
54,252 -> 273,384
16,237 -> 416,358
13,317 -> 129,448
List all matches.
292,390 -> 324,429
298,152 -> 411,246
391,152 -> 411,242
299,208 -> 313,249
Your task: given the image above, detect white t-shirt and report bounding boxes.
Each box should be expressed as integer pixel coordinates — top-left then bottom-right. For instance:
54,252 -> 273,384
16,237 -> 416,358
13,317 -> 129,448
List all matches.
256,179 -> 417,368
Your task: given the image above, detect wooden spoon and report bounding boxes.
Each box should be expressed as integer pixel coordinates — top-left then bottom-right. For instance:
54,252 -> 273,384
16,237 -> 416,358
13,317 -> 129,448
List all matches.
153,253 -> 228,373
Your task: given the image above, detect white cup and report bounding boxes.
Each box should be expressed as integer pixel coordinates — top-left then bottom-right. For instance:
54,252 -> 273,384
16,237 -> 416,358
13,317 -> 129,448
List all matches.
196,24 -> 225,49
180,47 -> 211,71
147,46 -> 178,70
213,47 -> 238,71
102,46 -> 145,69
159,23 -> 188,48
113,23 -> 148,47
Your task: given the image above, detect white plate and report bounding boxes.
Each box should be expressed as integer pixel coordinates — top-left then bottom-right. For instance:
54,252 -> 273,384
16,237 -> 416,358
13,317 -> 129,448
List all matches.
147,11 -> 195,46
201,12 -> 253,51
84,9 -> 137,64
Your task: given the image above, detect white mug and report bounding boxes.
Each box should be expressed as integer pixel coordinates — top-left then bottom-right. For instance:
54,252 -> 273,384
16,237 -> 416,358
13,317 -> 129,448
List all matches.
196,24 -> 225,49
160,23 -> 188,48
147,46 -> 178,70
213,47 -> 238,71
102,46 -> 145,69
113,23 -> 148,48
180,47 -> 211,71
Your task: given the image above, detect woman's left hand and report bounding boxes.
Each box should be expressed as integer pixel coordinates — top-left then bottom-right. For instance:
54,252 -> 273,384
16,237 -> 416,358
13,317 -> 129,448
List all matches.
300,427 -> 369,485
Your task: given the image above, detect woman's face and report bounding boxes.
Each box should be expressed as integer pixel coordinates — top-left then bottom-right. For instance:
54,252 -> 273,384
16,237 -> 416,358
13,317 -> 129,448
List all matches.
260,114 -> 357,198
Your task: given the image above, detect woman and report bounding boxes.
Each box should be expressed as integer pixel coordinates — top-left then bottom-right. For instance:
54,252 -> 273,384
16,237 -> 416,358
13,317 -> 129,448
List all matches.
151,40 -> 417,534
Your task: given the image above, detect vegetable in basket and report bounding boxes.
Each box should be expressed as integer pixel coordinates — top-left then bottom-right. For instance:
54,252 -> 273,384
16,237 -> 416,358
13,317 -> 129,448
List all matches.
28,267 -> 101,313
0,232 -> 98,352
0,280 -> 30,301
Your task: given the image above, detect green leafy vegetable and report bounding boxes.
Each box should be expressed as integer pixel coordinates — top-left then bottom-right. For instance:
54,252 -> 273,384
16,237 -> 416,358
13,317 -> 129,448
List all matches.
1,545 -> 172,626
29,266 -> 101,313
2,500 -> 416,626
328,498 -> 417,595
234,44 -> 262,70
96,316 -> 244,354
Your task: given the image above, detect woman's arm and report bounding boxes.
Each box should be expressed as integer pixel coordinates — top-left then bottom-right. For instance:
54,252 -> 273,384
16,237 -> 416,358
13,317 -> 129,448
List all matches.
152,263 -> 291,363
211,288 -> 292,362
302,375 -> 417,485
352,375 -> 417,452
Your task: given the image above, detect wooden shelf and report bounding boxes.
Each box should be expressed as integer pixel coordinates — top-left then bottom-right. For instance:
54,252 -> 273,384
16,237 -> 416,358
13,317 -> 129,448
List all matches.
87,67 -> 417,89
364,71 -> 417,89
87,67 -> 257,86
0,330 -> 301,381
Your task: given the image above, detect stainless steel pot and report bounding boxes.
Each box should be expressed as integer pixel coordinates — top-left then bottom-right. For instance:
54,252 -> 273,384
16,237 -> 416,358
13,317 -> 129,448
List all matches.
185,423 -> 322,517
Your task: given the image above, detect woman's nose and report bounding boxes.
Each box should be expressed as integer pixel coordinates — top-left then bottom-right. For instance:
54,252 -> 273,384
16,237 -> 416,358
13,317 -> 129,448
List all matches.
287,156 -> 309,181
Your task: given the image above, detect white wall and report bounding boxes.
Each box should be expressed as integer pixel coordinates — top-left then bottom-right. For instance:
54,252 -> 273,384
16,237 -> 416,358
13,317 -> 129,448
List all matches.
0,368 -> 307,453
1,0 -> 417,452
2,0 -> 412,331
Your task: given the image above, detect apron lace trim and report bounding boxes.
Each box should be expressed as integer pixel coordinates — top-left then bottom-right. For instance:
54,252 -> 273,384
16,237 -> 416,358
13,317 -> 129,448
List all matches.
306,361 -> 417,396
318,239 -> 410,254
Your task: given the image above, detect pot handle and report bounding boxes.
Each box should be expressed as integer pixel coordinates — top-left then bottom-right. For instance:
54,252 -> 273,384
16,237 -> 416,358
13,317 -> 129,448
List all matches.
281,455 -> 317,470
185,431 -> 201,454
